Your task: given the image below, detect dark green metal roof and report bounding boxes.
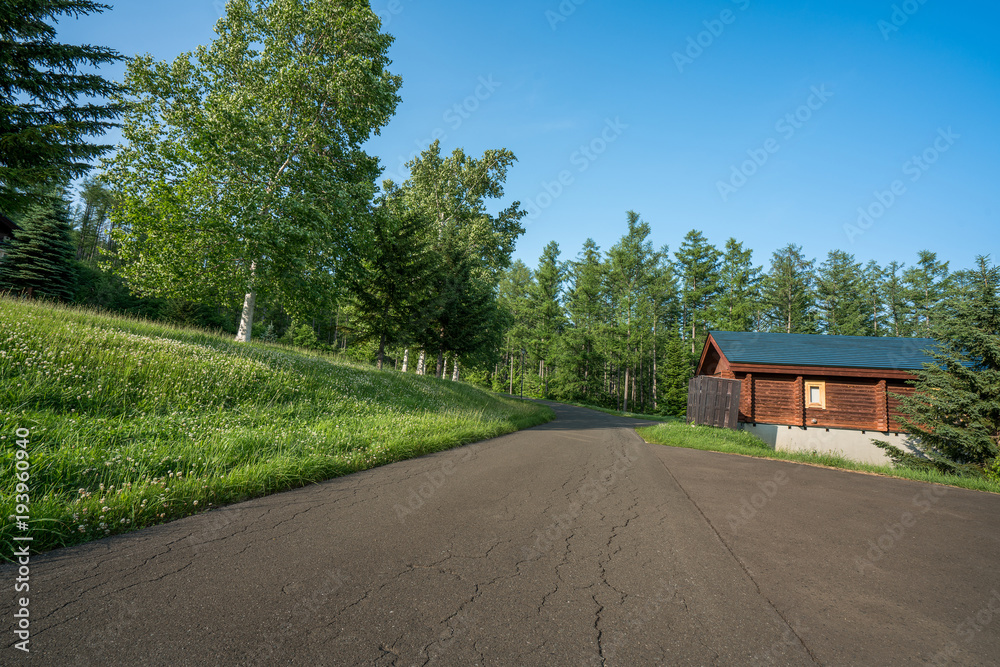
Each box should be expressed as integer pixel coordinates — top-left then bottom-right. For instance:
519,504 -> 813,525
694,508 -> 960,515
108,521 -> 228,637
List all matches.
709,331 -> 940,371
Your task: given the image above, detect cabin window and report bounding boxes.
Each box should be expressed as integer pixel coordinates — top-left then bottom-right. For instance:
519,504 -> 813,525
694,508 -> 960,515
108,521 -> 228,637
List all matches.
805,381 -> 826,409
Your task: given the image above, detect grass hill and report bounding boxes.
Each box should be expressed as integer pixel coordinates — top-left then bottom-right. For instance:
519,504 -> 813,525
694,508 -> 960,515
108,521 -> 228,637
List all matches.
0,298 -> 552,555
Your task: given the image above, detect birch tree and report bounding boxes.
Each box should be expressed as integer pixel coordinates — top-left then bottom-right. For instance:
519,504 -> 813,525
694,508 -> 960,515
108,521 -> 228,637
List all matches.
105,0 -> 401,341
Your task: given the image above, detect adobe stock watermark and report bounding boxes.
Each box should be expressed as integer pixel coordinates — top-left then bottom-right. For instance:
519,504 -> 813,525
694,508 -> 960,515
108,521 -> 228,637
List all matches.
878,0 -> 930,40
394,449 -> 474,522
243,568 -> 350,664
375,0 -> 407,28
717,84 -> 834,202
672,0 -> 751,74
522,448 -> 638,560
756,617 -> 812,663
725,469 -> 789,534
10,426 -> 32,653
855,483 -> 947,573
545,0 -> 586,30
523,117 -> 628,222
413,610 -> 474,664
382,75 -> 502,184
843,127 -> 958,244
929,590 -> 1000,666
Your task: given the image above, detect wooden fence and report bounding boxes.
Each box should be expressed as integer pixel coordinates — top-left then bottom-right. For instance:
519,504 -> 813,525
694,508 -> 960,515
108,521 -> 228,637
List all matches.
686,376 -> 742,429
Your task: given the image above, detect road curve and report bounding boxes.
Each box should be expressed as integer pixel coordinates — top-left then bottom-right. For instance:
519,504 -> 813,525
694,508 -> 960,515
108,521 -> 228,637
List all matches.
3,401 -> 999,665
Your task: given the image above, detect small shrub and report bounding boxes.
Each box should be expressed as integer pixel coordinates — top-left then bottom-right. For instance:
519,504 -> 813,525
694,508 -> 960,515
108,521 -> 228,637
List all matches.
986,457 -> 1000,483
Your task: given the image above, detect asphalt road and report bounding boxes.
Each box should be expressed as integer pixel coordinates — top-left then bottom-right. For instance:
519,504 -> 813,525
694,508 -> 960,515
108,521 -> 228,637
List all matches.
3,401 -> 1000,666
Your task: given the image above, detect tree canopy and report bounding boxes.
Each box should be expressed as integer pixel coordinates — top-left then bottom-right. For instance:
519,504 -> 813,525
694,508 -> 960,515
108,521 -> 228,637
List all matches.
884,256 -> 1000,474
104,0 -> 401,340
0,0 -> 124,214
0,189 -> 77,300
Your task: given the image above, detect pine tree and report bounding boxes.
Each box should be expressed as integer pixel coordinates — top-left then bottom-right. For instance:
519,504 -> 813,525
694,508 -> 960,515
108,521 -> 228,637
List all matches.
815,249 -> 868,335
607,212 -> 657,410
712,237 -> 761,332
675,229 -> 721,353
527,241 -> 565,397
761,243 -> 815,334
861,260 -> 884,336
882,256 -> 1000,473
0,191 -> 77,300
883,260 -> 911,337
74,176 -> 115,264
559,238 -> 607,401
497,260 -> 534,392
1,1 -> 124,214
903,250 -> 950,336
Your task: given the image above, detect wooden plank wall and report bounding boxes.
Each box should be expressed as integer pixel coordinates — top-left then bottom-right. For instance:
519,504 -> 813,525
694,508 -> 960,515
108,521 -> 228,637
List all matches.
732,371 -> 915,433
687,376 -> 741,429
887,383 -> 915,431
749,375 -> 797,425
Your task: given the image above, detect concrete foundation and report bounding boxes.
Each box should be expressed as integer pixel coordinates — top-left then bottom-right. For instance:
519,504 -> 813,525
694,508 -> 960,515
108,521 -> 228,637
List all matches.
739,423 -> 922,465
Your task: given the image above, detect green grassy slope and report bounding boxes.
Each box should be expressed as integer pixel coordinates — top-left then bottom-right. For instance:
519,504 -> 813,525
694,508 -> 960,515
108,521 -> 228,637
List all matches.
0,298 -> 553,555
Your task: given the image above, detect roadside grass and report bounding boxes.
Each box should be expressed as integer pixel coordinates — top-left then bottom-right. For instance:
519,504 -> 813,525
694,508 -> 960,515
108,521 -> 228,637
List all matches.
637,422 -> 1000,495
0,298 -> 553,557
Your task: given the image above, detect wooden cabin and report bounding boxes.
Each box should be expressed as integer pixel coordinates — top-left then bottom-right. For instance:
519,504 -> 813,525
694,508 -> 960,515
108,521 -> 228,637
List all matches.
695,331 -> 938,463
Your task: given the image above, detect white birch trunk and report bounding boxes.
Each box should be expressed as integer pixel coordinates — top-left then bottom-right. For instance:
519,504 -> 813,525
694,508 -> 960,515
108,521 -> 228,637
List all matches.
452,360 -> 460,381
235,290 -> 256,342
402,348 -> 409,373
417,350 -> 426,375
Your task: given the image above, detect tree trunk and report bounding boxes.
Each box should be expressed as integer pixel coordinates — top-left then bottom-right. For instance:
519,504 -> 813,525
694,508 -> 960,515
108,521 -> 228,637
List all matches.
417,350 -> 426,375
436,350 -> 444,378
235,290 -> 256,343
452,360 -> 460,381
652,322 -> 658,410
509,353 -> 514,394
402,348 -> 409,373
377,330 -> 386,370
623,366 -> 630,413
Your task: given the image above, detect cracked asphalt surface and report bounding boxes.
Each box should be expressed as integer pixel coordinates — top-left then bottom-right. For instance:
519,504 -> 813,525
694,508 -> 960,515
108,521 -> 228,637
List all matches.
3,400 -> 1000,665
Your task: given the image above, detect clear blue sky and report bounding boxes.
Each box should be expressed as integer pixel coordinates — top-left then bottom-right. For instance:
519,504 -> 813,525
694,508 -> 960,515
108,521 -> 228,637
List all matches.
57,0 -> 999,272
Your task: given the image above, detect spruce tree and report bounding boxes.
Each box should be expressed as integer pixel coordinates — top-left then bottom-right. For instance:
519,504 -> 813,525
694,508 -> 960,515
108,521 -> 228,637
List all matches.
761,243 -> 815,334
346,203 -> 439,370
861,260 -> 884,336
0,191 -> 77,300
883,256 -> 1000,472
662,332 -> 691,417
815,249 -> 868,335
675,229 -> 721,353
712,237 -> 761,332
559,238 -> 607,402
1,1 -> 124,213
883,260 -> 911,337
903,250 -> 950,336
528,241 -> 565,397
